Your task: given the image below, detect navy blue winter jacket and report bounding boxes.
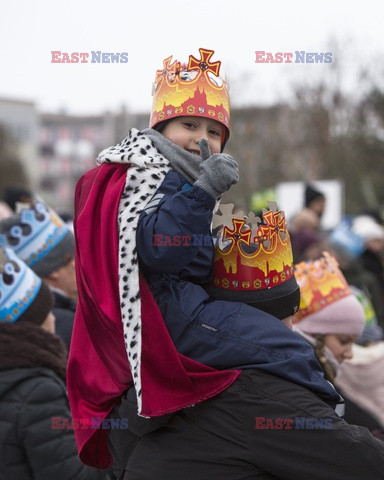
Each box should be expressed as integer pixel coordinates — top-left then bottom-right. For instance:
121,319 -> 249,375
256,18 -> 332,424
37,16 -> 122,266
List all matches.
137,171 -> 341,405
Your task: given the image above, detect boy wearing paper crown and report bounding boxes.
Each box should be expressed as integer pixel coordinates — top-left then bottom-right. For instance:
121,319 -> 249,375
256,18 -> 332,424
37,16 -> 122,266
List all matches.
69,48 -> 344,470
0,246 -> 107,480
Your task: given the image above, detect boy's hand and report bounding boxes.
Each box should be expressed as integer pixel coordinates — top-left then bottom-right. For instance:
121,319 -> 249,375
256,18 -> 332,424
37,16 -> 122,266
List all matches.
194,139 -> 239,199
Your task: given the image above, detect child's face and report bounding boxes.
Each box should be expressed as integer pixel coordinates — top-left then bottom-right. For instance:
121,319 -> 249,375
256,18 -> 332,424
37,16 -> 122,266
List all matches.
323,334 -> 357,363
162,116 -> 223,156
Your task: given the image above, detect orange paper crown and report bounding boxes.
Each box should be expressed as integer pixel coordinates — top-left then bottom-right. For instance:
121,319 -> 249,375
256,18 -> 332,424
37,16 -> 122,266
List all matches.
293,252 -> 352,322
210,203 -> 294,291
150,48 -> 230,140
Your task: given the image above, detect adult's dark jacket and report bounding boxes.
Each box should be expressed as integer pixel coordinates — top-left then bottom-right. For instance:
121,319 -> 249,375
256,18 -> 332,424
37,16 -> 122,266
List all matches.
52,289 -> 76,349
0,323 -> 107,480
108,369 -> 384,480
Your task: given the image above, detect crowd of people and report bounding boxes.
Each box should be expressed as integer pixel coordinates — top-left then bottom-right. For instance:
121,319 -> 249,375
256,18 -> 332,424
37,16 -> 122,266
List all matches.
1,47 -> 384,479
0,223 -> 110,478
291,183 -> 384,336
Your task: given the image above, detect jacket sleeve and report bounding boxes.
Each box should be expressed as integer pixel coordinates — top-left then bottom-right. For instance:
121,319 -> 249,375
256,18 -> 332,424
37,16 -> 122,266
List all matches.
18,374 -> 108,480
137,172 -> 216,273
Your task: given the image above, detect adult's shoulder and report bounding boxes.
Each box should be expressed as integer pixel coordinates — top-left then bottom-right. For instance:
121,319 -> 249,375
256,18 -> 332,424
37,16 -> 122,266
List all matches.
14,367 -> 67,404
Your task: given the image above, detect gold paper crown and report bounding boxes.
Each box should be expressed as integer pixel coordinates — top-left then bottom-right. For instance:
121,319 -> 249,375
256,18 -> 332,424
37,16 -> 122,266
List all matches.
150,48 -> 230,139
210,202 -> 294,291
293,252 -> 352,322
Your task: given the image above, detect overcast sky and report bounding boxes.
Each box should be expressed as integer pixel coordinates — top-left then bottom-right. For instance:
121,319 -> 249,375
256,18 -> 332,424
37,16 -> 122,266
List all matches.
1,0 -> 383,115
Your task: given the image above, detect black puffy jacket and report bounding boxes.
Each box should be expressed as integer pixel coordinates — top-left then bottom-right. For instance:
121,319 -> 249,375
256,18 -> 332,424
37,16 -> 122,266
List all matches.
0,366 -> 107,480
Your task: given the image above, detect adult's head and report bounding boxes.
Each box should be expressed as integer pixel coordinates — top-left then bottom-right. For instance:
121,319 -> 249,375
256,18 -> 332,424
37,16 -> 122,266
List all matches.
327,218 -> 365,266
352,215 -> 384,254
289,208 -> 320,234
304,183 -> 326,218
206,202 -> 300,321
291,228 -> 324,262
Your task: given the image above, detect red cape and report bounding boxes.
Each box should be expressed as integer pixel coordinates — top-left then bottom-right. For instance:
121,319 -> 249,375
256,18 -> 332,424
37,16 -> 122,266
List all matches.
67,163 -> 239,468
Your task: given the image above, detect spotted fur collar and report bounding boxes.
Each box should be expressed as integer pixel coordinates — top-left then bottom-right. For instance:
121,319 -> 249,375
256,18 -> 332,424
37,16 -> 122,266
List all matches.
98,128 -> 170,413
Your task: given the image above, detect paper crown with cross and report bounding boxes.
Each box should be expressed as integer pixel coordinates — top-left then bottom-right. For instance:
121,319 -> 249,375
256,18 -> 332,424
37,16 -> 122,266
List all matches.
150,47 -> 230,142
0,246 -> 42,322
207,203 -> 300,319
0,201 -> 69,271
293,252 -> 352,321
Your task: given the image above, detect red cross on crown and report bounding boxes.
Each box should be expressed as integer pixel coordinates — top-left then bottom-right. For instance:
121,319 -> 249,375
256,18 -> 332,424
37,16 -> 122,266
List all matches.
210,204 -> 295,291
222,219 -> 252,255
188,48 -> 222,77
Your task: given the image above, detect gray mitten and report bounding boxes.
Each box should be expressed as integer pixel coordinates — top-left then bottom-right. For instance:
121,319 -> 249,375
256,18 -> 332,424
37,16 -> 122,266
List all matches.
194,139 -> 239,199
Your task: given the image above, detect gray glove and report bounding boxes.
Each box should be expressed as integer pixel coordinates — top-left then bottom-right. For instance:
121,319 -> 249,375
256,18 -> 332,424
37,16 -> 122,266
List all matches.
194,139 -> 239,199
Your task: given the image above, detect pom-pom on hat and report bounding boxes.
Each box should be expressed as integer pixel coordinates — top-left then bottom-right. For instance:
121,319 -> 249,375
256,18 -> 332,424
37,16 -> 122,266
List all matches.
150,47 -> 230,148
0,201 -> 74,278
293,252 -> 365,336
0,246 -> 53,325
206,202 -> 300,319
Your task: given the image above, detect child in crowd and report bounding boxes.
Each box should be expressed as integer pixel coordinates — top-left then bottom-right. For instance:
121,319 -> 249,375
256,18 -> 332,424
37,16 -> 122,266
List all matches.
293,251 -> 366,383
293,252 -> 384,438
0,247 -> 107,480
69,48 -> 341,469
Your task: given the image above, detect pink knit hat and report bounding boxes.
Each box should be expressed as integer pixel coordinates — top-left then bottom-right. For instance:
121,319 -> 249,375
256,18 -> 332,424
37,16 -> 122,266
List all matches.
293,252 -> 365,336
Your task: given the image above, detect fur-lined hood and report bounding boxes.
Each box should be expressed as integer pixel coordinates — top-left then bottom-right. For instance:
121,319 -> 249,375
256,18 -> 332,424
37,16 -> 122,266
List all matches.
0,322 -> 67,383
